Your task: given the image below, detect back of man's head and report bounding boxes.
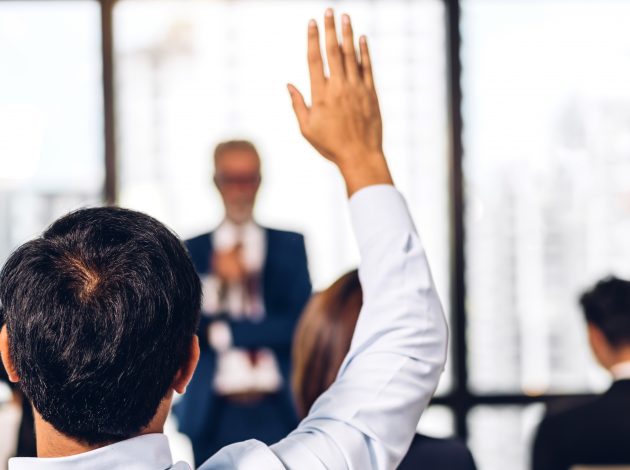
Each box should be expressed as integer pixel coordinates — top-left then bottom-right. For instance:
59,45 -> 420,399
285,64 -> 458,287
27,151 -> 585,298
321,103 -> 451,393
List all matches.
0,207 -> 201,445
581,276 -> 630,348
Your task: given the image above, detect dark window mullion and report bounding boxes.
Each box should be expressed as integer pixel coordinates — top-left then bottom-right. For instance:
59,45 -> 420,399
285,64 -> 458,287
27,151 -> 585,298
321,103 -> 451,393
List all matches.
444,0 -> 469,440
100,0 -> 117,205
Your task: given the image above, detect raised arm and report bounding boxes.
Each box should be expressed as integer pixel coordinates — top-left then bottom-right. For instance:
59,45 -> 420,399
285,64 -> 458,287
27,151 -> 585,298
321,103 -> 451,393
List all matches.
271,10 -> 449,469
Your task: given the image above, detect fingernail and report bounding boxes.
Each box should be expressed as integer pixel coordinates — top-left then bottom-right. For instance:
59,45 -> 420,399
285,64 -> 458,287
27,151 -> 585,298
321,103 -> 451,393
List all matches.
360,35 -> 367,44
325,8 -> 334,17
342,14 -> 350,25
308,19 -> 316,29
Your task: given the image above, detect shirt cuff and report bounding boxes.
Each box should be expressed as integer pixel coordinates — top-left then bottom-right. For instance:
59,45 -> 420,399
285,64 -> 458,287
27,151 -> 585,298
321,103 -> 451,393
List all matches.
349,185 -> 416,252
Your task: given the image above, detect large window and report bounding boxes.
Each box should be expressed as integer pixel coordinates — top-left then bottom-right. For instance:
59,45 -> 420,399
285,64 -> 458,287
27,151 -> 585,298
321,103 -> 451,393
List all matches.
461,0 -> 630,468
0,1 -> 104,266
463,0 -> 630,396
112,0 -> 450,293
2,1 -> 629,468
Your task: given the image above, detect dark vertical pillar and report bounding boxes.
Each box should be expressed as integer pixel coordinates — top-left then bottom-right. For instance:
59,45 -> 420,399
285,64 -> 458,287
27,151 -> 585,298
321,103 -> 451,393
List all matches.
101,0 -> 117,205
445,0 -> 470,440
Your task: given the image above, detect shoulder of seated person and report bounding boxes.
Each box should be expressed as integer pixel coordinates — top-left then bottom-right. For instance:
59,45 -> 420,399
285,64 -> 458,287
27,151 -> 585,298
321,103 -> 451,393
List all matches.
537,394 -> 616,439
265,228 -> 305,242
543,393 -> 608,422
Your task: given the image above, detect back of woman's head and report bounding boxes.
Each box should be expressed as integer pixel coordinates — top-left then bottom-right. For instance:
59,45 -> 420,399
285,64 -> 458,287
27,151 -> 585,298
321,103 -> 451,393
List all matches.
292,270 -> 363,418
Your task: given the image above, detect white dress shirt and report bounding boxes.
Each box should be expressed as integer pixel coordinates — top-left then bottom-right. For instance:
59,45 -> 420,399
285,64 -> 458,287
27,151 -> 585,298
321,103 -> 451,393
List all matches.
9,185 -> 448,470
201,220 -> 282,395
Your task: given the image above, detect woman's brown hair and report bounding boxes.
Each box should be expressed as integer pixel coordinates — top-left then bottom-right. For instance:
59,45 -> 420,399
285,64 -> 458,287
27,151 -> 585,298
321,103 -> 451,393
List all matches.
292,269 -> 363,418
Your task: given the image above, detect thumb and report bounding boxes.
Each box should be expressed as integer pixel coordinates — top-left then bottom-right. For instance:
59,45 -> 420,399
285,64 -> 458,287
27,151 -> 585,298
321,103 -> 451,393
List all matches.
287,84 -> 309,131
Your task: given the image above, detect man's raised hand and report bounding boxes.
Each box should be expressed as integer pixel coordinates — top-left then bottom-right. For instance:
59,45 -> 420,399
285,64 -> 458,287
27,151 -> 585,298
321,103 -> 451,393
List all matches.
287,10 -> 393,196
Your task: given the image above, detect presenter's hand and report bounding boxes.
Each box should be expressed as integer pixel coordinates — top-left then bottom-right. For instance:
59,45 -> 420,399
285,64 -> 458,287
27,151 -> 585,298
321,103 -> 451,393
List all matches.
213,245 -> 246,283
287,10 -> 393,196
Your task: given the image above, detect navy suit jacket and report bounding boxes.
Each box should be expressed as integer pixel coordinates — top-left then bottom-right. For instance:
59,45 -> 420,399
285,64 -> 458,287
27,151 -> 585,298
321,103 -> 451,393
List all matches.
176,226 -> 312,441
398,434 -> 477,470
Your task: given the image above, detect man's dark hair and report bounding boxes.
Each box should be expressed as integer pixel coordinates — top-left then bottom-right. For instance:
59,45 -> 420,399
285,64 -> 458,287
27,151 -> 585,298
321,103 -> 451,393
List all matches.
581,276 -> 630,348
0,207 -> 201,445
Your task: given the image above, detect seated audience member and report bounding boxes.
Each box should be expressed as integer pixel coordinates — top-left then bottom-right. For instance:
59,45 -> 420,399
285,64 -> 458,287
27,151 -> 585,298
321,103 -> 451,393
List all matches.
533,276 -> 630,470
293,270 -> 476,470
176,140 -> 311,464
0,11 -> 447,469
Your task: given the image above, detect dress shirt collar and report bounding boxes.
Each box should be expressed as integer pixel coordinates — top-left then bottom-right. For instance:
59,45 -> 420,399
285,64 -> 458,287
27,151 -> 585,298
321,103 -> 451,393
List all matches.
214,219 -> 261,250
9,434 -> 181,470
611,360 -> 630,381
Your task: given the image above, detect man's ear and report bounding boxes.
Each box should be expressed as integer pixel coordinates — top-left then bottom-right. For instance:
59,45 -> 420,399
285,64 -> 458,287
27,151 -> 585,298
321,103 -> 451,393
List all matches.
0,325 -> 19,383
172,336 -> 200,394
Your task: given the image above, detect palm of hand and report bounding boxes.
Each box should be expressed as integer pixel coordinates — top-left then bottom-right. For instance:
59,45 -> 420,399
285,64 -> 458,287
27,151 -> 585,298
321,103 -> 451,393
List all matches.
287,11 -> 392,195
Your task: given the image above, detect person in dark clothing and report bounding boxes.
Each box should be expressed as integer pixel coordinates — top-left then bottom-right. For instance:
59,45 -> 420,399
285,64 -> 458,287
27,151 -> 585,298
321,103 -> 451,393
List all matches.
533,276 -> 630,470
175,141 -> 311,463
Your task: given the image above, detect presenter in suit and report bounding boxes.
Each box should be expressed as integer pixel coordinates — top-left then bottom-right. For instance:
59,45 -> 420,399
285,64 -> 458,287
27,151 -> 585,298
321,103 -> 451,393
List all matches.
176,140 -> 312,464
532,276 -> 630,470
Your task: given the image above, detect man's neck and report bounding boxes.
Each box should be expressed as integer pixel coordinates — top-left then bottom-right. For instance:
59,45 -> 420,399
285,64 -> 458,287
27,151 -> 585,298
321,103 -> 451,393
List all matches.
34,414 -> 104,458
33,407 -> 166,458
224,217 -> 254,228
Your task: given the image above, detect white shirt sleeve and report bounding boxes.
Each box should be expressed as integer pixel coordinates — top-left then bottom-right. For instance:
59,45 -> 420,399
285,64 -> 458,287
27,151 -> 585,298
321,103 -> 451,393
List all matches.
270,185 -> 448,470
199,185 -> 448,470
